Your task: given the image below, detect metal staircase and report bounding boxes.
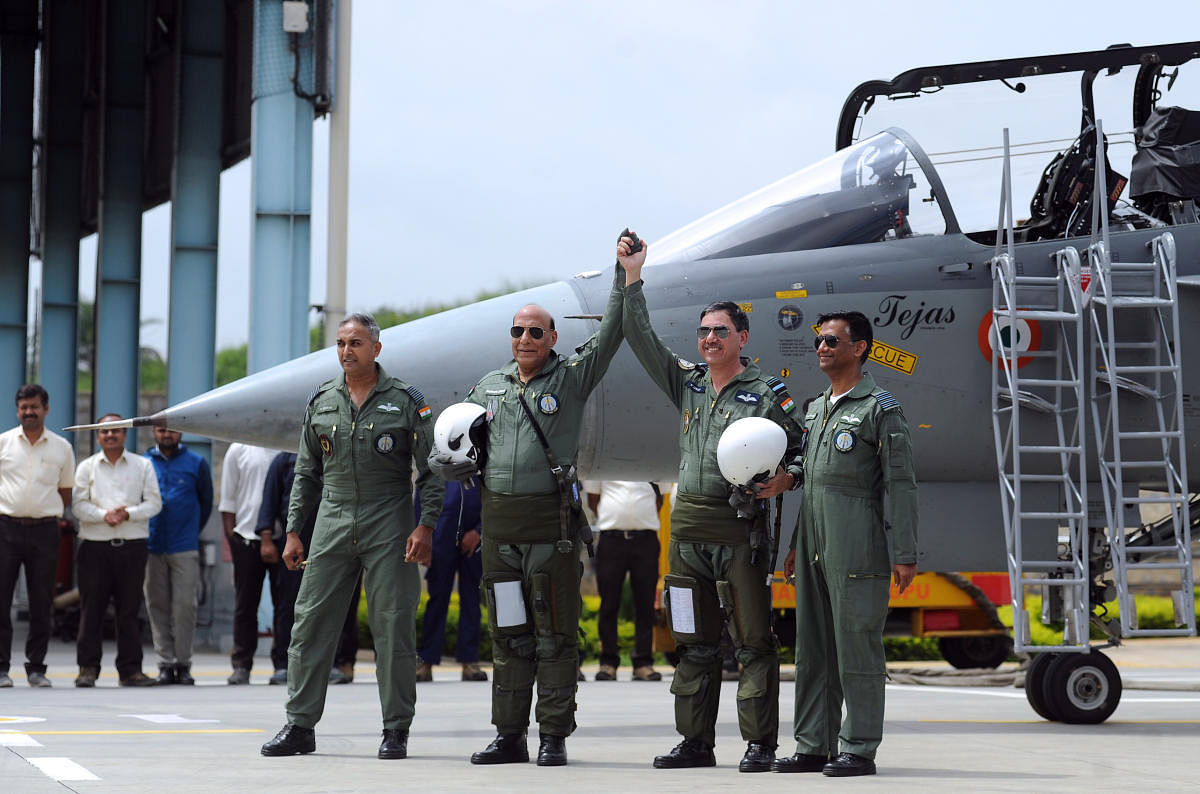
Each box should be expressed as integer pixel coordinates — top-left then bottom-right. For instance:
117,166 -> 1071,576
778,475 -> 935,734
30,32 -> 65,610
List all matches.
1087,130 -> 1196,635
990,130 -> 1091,652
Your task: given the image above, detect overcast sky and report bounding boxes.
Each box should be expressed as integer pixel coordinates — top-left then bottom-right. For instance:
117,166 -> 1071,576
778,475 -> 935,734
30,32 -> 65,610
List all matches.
69,0 -> 1187,354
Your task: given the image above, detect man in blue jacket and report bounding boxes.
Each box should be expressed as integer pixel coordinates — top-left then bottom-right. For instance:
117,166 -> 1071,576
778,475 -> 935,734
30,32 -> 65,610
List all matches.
145,427 -> 213,685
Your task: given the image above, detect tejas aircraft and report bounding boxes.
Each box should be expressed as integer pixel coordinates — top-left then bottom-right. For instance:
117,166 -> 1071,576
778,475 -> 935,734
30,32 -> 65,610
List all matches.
75,41 -> 1200,724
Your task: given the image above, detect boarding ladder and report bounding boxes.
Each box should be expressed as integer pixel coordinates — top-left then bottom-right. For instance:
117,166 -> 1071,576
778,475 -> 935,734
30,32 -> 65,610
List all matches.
990,130 -> 1090,652
1087,123 -> 1196,637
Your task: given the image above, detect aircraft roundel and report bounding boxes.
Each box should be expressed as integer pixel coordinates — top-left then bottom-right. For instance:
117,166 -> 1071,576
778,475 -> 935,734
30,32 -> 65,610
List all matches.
977,312 -> 1042,368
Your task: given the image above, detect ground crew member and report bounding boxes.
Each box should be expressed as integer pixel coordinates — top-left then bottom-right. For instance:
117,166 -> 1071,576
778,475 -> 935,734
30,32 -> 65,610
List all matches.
617,235 -> 803,773
776,310 -> 918,777
439,249 -> 625,768
260,313 -> 443,761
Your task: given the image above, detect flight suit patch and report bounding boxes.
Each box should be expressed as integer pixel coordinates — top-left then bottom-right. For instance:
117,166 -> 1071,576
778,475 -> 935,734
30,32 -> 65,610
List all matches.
734,390 -> 760,405
538,393 -> 559,414
374,432 -> 395,454
834,429 -> 856,452
677,358 -> 697,370
687,380 -> 706,393
319,434 -> 333,457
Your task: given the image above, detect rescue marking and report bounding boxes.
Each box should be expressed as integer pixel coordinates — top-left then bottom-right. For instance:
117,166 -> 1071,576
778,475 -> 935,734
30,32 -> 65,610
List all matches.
869,339 -> 919,375
776,289 -> 808,299
738,302 -> 753,314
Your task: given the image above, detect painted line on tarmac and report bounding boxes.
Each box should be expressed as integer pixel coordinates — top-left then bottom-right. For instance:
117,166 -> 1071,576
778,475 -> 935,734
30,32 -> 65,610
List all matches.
920,719 -> 1200,724
0,732 -> 43,746
120,713 -> 220,723
26,757 -> 99,781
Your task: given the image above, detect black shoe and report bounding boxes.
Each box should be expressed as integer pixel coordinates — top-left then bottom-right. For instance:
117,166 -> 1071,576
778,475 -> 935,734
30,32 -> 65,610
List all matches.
536,734 -> 567,767
653,739 -> 716,769
771,752 -> 828,773
378,728 -> 408,759
261,724 -> 316,756
823,752 -> 876,777
470,732 -> 529,764
156,665 -> 176,685
738,741 -> 776,772
175,664 -> 194,686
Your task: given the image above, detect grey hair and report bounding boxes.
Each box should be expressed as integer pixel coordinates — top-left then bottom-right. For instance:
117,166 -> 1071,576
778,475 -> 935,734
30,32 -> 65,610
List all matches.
339,312 -> 381,343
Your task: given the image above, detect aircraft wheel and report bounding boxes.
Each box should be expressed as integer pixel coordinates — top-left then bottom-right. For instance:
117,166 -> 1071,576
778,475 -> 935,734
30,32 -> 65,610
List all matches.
938,635 -> 1011,669
1023,652 -> 1059,721
1041,650 -> 1122,725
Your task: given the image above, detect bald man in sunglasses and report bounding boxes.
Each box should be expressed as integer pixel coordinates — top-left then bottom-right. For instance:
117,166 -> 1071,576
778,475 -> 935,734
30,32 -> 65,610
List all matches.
453,239 -> 627,768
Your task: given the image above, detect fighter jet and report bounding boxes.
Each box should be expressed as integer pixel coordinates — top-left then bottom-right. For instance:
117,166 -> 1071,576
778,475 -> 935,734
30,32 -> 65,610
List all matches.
74,41 -> 1200,724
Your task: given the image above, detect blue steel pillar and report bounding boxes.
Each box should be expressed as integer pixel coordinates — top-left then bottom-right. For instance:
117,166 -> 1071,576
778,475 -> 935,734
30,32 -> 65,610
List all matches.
93,0 -> 148,446
250,0 -> 314,374
39,0 -> 86,435
0,1 -> 38,405
166,1 -> 225,464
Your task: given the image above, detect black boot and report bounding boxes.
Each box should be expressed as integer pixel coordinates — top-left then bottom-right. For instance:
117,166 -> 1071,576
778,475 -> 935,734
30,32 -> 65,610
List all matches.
470,732 -> 529,764
823,752 -> 877,777
771,752 -> 828,773
155,664 -> 176,685
536,734 -> 567,767
738,741 -> 777,772
653,739 -> 716,769
260,724 -> 316,756
175,663 -> 195,686
378,728 -> 408,759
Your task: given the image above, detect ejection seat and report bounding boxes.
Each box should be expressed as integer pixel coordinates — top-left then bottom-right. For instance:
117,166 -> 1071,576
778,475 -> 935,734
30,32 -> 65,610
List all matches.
1130,105 -> 1200,225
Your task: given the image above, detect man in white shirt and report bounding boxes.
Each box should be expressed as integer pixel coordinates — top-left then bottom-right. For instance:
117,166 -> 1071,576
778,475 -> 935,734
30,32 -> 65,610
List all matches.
220,443 -> 283,685
582,480 -> 665,682
71,413 -> 162,687
0,384 -> 75,688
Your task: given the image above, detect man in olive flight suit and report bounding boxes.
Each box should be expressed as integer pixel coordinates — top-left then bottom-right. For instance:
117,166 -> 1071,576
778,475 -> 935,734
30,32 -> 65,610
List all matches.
450,252 -> 625,768
617,234 -> 804,773
260,313 -> 444,761
776,310 -> 918,778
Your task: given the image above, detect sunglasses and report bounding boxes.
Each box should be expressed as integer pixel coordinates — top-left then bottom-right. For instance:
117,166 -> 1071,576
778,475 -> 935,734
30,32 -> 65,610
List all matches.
510,325 -> 547,340
696,325 -> 732,339
813,334 -> 852,350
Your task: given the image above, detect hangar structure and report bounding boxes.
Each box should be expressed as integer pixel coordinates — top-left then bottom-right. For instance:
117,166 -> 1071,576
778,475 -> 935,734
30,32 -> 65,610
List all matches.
0,0 -> 346,446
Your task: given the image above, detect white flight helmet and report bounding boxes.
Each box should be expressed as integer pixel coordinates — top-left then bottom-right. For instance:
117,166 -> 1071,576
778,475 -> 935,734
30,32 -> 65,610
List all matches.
717,416 -> 787,486
433,402 -> 488,467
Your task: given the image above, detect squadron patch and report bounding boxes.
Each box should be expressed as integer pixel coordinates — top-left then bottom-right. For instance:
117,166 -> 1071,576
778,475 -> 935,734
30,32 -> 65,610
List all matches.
374,432 -> 395,454
538,393 -> 560,414
834,429 -> 856,452
319,434 -> 333,457
734,390 -> 761,405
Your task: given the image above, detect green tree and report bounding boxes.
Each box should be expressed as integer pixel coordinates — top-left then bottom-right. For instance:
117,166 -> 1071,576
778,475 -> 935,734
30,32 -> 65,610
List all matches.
216,344 -> 248,386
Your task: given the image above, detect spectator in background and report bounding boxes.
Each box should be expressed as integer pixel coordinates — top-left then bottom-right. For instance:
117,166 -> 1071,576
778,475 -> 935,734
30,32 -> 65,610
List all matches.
71,414 -> 161,687
0,384 -> 75,688
221,443 -> 282,685
582,481 -> 664,683
415,481 -> 487,683
257,452 -> 362,687
145,426 -> 213,686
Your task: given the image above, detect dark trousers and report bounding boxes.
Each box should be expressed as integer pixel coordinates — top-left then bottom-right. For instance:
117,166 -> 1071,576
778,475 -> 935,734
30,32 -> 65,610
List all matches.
418,529 -> 483,664
76,539 -> 148,676
0,517 -> 59,675
594,530 -> 660,669
273,556 -> 360,669
230,534 -> 290,671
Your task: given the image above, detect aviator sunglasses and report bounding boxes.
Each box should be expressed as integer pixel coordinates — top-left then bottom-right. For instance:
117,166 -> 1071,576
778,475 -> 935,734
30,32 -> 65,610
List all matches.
510,325 -> 547,340
696,325 -> 732,339
813,334 -> 853,350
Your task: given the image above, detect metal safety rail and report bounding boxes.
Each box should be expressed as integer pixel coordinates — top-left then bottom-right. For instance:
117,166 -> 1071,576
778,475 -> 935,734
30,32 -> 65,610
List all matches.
990,129 -> 1091,652
1087,121 -> 1195,636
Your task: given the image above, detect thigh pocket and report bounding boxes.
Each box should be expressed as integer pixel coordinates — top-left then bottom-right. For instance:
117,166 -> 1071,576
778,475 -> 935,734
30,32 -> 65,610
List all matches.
844,573 -> 890,632
484,572 -> 531,638
664,574 -> 722,646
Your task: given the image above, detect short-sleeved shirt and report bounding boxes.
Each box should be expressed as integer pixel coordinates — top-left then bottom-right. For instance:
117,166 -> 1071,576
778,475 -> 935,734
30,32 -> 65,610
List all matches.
219,444 -> 281,541
0,426 -> 75,518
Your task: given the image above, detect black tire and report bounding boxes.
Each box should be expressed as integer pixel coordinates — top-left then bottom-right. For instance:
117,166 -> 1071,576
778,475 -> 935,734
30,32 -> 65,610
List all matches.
1040,650 -> 1122,725
938,635 -> 1011,670
1024,652 -> 1059,721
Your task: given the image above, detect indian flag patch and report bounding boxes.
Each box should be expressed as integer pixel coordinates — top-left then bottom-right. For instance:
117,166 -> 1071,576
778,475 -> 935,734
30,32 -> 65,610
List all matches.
418,405 -> 432,420
780,396 -> 795,413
